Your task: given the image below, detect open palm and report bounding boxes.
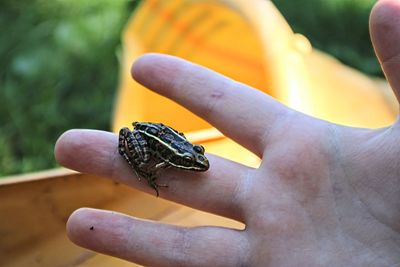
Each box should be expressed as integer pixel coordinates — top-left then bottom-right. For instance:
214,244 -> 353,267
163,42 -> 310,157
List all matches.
55,1 -> 400,266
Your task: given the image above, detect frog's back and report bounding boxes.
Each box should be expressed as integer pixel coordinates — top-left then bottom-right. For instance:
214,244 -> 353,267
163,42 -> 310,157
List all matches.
134,122 -> 193,158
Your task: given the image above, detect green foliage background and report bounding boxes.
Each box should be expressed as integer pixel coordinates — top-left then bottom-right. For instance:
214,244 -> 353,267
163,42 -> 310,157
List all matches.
273,0 -> 381,76
0,0 -> 379,176
0,0 -> 138,175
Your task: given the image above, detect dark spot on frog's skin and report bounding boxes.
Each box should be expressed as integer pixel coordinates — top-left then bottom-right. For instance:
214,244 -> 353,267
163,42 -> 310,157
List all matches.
148,127 -> 159,135
90,226 -> 94,230
160,149 -> 169,159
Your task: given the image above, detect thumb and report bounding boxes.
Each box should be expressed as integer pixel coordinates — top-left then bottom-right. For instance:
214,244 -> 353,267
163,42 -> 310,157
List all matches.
370,0 -> 400,103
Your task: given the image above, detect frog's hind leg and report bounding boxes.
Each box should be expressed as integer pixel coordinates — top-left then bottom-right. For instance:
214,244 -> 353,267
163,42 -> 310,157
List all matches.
118,127 -> 143,180
118,127 -> 133,160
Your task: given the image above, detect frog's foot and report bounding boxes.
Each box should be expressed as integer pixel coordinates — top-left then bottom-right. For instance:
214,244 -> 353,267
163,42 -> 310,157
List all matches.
147,176 -> 168,197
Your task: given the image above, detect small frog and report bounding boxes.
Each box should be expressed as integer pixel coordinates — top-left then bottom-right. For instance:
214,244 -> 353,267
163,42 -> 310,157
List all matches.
118,122 -> 209,196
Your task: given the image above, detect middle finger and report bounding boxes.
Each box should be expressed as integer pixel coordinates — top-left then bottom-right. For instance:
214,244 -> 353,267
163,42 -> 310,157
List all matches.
132,54 -> 291,157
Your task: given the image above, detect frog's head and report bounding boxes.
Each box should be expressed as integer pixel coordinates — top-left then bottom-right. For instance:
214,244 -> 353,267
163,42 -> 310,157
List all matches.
187,144 -> 209,171
170,144 -> 209,171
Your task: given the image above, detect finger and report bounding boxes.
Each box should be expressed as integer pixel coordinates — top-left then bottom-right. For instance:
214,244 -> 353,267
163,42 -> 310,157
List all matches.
370,0 -> 400,101
55,129 -> 251,222
67,208 -> 248,267
131,53 -> 291,157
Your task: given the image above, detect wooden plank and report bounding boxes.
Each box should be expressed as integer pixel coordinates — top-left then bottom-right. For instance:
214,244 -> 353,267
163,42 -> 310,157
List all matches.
0,168 -> 77,185
0,171 -> 169,266
0,168 -> 243,267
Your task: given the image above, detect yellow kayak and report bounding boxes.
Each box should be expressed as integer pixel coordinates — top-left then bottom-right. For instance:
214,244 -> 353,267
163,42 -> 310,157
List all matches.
1,1 -> 397,266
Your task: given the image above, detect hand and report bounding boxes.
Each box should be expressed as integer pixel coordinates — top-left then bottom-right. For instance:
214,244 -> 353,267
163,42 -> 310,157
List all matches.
55,1 -> 400,266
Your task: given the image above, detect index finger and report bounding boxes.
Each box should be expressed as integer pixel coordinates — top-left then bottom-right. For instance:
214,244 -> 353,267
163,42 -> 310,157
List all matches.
132,53 -> 290,157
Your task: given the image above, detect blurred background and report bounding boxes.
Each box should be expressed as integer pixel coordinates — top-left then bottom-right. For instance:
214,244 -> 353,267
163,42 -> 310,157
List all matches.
0,0 -> 379,177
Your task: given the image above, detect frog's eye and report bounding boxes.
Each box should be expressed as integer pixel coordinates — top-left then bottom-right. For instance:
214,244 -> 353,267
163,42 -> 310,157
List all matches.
183,153 -> 195,162
198,155 -> 206,161
193,145 -> 205,154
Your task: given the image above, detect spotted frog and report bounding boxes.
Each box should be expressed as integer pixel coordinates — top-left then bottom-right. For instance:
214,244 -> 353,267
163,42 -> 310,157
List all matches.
118,122 -> 209,196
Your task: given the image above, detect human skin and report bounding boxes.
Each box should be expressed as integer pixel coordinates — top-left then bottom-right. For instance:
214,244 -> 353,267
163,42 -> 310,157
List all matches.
55,0 -> 400,266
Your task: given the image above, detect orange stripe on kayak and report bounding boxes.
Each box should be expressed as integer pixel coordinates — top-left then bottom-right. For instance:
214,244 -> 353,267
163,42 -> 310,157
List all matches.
145,0 -> 264,72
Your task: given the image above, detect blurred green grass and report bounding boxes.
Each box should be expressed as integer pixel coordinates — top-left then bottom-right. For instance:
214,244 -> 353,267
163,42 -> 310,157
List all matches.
0,0 -> 379,176
0,0 -> 138,175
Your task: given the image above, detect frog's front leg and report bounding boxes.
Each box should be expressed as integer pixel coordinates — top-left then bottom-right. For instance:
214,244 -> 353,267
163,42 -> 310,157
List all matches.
145,162 -> 170,196
147,174 -> 168,197
154,161 -> 170,171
